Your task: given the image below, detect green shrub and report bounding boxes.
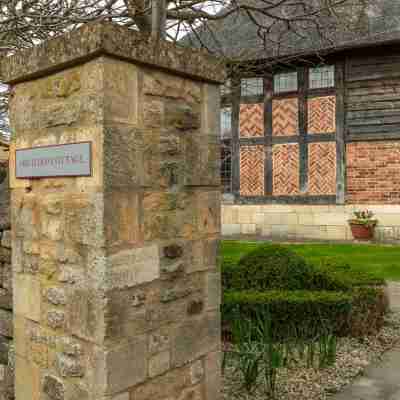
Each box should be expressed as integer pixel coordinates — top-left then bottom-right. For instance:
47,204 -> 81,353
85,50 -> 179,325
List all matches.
344,286 -> 389,336
316,257 -> 386,287
223,244 -> 351,292
223,290 -> 353,339
221,259 -> 239,291
221,244 -> 389,339
235,245 -> 313,291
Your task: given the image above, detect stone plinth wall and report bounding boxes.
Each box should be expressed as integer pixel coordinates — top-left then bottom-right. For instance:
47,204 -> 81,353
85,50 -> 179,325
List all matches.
222,204 -> 400,243
0,164 -> 13,400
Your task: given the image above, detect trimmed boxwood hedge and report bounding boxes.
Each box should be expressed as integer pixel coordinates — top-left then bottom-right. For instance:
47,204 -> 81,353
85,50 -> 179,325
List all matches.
223,290 -> 353,339
316,257 -> 386,288
221,244 -> 389,338
223,244 -> 352,292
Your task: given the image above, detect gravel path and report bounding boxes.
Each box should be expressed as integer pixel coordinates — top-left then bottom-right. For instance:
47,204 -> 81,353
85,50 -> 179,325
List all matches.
223,283 -> 400,400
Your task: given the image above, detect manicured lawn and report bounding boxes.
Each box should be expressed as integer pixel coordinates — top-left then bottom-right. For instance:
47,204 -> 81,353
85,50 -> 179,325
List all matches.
221,241 -> 400,281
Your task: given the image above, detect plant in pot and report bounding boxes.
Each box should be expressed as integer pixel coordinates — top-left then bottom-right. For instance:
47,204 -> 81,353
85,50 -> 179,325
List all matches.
348,210 -> 378,240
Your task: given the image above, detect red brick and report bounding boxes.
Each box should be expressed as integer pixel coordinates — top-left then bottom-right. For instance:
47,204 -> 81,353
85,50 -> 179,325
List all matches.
346,141 -> 400,204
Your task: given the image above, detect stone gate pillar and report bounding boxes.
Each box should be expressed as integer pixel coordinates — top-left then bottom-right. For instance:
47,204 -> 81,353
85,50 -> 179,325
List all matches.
1,22 -> 224,400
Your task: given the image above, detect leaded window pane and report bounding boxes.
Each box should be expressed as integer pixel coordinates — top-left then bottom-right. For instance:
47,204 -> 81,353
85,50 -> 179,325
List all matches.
309,65 -> 335,89
241,78 -> 264,96
274,72 -> 298,93
221,142 -> 232,193
220,107 -> 232,139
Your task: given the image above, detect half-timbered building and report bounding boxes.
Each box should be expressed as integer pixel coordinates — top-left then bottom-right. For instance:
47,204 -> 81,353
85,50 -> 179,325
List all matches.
186,2 -> 400,242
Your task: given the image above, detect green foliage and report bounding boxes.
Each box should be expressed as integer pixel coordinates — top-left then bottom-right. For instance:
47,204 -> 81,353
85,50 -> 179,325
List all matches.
223,290 -> 353,339
349,210 -> 378,227
222,247 -> 389,338
221,242 -> 390,398
221,240 -> 400,282
226,308 -> 339,399
232,244 -> 315,291
222,244 -> 352,293
316,257 -> 386,287
345,285 -> 389,336
231,317 -> 263,393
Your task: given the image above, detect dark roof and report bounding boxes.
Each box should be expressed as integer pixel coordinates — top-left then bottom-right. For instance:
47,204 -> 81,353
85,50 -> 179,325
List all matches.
182,0 -> 400,63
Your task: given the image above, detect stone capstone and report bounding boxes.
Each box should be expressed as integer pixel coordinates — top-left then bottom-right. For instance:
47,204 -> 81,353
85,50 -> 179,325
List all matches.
0,22 -> 226,85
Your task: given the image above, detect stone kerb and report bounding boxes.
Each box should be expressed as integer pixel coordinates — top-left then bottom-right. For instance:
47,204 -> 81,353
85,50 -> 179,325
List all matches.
2,22 -> 223,400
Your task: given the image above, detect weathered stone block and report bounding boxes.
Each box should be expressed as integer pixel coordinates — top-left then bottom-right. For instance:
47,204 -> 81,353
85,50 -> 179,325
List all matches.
0,338 -> 11,365
47,310 -> 65,330
0,289 -> 12,311
205,272 -> 221,312
30,341 -> 49,368
106,245 -> 160,290
196,191 -> 221,236
105,336 -> 148,394
42,374 -> 65,400
190,360 -> 204,385
130,365 -> 192,400
149,351 -> 170,378
67,289 -> 105,343
221,223 -> 241,236
0,311 -> 12,339
0,248 -> 10,264
13,275 -> 41,322
103,58 -> 138,124
15,357 -> 40,400
56,354 -> 84,378
165,100 -> 201,131
64,193 -> 103,246
178,385 -> 202,400
205,351 -> 221,400
149,329 -> 170,355
13,317 -> 26,359
45,287 -> 67,306
103,126 -> 142,191
0,232 -> 11,249
171,313 -> 220,367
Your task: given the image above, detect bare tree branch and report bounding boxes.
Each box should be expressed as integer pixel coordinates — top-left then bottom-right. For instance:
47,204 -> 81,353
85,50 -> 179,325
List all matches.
0,0 -> 389,139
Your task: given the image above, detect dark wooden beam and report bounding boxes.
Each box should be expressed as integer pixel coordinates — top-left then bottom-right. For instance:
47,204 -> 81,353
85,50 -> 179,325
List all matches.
347,132 -> 400,141
235,195 -> 336,205
231,77 -> 241,196
264,76 -> 274,195
347,124 -> 400,135
335,60 -> 346,205
298,66 -> 308,193
239,137 -> 266,146
267,134 -> 336,145
306,87 -> 336,98
307,134 -> 336,143
240,94 -> 265,104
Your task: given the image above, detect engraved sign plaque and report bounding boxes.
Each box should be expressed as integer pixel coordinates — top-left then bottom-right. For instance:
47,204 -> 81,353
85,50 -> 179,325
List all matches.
16,142 -> 92,178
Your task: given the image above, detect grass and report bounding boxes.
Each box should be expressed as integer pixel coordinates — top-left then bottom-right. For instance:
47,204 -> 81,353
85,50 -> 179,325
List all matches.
221,241 -> 400,281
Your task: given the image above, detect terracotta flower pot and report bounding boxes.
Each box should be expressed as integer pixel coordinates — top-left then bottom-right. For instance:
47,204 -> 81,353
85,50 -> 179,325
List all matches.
349,223 -> 375,241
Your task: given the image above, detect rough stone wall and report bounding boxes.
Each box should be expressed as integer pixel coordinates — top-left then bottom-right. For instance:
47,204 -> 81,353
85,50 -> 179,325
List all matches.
0,163 -> 13,400
347,141 -> 400,204
8,52 -> 221,400
222,204 -> 400,242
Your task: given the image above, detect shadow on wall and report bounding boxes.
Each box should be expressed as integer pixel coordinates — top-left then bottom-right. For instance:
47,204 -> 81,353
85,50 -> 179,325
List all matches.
0,163 -> 10,229
0,162 -> 13,400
